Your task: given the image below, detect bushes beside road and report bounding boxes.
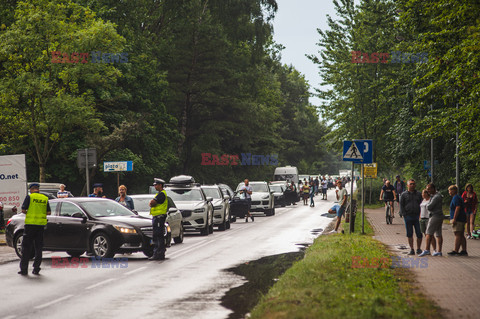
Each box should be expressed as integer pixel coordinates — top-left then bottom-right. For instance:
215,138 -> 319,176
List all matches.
250,214 -> 442,319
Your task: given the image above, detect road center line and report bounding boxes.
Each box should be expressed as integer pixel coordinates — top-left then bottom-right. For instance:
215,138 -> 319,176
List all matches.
34,294 -> 74,309
85,278 -> 115,290
124,266 -> 147,276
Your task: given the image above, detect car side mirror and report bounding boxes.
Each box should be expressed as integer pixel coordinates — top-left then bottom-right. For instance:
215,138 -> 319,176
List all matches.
72,212 -> 84,218
270,190 -> 275,194
223,195 -> 230,200
206,197 -> 213,202
168,207 -> 178,214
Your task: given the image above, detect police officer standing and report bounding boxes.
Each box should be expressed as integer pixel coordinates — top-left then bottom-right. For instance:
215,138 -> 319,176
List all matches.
18,183 -> 51,275
149,178 -> 168,260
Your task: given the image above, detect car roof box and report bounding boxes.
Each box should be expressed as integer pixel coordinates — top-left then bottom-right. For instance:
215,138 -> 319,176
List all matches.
169,175 -> 196,184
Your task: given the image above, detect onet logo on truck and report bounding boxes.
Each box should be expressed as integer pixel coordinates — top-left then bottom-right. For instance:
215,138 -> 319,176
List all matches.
201,153 -> 278,166
0,173 -> 19,180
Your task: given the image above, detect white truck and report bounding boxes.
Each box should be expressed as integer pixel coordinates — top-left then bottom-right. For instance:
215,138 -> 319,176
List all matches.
273,166 -> 298,184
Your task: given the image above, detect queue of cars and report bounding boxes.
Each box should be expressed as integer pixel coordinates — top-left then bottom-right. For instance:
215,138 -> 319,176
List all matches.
4,175 -> 300,260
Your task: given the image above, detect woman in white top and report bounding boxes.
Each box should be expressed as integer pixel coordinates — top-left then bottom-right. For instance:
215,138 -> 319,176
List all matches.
420,189 -> 436,252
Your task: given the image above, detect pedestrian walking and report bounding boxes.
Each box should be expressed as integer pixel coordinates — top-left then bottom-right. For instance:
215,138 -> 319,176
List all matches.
18,183 -> 51,275
331,180 -> 348,233
240,179 -> 254,222
309,181 -> 315,207
149,178 -> 168,260
115,185 -> 135,210
399,179 -> 423,255
419,183 -> 442,257
447,185 -> 468,256
461,184 -> 478,239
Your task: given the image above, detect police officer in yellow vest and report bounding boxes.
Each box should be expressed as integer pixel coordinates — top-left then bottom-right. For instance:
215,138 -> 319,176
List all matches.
149,178 -> 168,260
19,183 -> 51,275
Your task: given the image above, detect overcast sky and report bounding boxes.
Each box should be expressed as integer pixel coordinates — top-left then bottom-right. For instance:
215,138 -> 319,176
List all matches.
271,0 -> 338,107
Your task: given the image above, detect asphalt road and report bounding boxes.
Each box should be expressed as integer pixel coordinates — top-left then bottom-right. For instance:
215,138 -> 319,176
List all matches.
0,192 -> 338,319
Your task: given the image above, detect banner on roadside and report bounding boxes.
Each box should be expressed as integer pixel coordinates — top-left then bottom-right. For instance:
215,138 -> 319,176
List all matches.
0,154 -> 27,208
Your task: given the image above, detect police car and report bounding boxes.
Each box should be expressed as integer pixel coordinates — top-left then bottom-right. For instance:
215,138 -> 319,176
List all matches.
165,176 -> 214,236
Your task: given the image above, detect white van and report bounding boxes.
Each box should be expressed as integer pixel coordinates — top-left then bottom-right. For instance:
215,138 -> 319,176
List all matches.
273,166 -> 298,184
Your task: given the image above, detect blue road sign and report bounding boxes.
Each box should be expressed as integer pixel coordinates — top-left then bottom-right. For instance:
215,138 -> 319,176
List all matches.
343,141 -> 364,163
358,140 -> 373,164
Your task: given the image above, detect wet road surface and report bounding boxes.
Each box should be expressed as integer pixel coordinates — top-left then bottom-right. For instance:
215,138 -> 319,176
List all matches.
0,192 -> 339,319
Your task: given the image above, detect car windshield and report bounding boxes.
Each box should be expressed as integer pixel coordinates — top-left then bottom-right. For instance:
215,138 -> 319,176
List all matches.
167,189 -> 203,202
270,185 -> 283,192
78,200 -> 135,217
202,188 -> 222,199
236,183 -> 269,192
131,197 -> 150,212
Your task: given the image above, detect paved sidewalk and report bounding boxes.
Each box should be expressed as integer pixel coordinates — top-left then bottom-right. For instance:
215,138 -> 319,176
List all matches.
366,208 -> 480,319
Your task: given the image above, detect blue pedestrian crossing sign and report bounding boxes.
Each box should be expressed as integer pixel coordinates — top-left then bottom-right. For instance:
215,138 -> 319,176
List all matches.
343,140 -> 373,163
343,141 -> 364,162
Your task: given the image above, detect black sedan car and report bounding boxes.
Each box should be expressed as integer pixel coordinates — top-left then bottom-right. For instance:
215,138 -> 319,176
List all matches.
269,183 -> 287,207
5,198 -> 157,259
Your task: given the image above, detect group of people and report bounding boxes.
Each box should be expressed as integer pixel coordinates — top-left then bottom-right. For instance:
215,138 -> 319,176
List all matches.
382,176 -> 478,257
298,176 -> 335,207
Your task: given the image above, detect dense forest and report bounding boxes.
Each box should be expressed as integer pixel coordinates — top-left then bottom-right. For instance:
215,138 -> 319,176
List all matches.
1,0 -> 479,198
0,0 -> 338,196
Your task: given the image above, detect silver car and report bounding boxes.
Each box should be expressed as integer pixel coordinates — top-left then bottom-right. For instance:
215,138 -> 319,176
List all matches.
129,194 -> 184,245
236,181 -> 275,216
165,183 -> 214,236
201,185 -> 231,231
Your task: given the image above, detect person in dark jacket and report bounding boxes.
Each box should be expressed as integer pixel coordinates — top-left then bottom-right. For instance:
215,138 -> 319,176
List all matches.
399,179 -> 423,255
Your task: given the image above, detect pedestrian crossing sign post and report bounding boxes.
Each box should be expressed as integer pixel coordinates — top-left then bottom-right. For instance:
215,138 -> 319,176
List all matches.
343,141 -> 364,163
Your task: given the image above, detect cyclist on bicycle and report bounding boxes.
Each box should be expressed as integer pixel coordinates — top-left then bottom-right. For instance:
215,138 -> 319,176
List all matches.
380,180 -> 397,218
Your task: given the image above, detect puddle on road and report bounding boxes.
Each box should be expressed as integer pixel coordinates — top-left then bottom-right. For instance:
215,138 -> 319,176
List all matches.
220,248 -> 306,319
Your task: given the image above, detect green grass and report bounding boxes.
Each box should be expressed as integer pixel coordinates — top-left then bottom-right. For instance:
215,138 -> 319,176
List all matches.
249,211 -> 443,319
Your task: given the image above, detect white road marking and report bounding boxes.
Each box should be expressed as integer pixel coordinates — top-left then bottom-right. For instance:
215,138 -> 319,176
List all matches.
34,294 -> 74,309
3,316 -> 17,319
124,266 -> 148,276
85,278 -> 115,290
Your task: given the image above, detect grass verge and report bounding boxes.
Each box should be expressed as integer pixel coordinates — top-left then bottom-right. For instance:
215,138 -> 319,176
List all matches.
249,211 -> 443,319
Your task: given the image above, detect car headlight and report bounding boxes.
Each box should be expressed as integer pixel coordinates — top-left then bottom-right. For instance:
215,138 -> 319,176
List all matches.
194,208 -> 206,213
114,225 -> 137,234
262,195 -> 269,199
213,205 -> 222,210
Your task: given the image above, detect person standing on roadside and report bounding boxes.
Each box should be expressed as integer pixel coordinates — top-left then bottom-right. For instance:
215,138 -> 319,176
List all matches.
419,190 -> 431,236
240,179 -> 253,222
89,183 -> 107,198
394,175 -> 405,203
18,183 -> 51,275
461,184 -> 478,239
447,185 -> 468,256
302,182 -> 310,205
115,185 -> 135,210
331,180 -> 348,233
419,183 -> 443,257
314,177 -> 320,195
321,176 -> 328,200
149,179 -> 168,260
399,179 -> 423,255
56,184 -> 71,198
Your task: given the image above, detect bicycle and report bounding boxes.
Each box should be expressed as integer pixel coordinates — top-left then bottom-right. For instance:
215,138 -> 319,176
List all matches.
385,200 -> 393,224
